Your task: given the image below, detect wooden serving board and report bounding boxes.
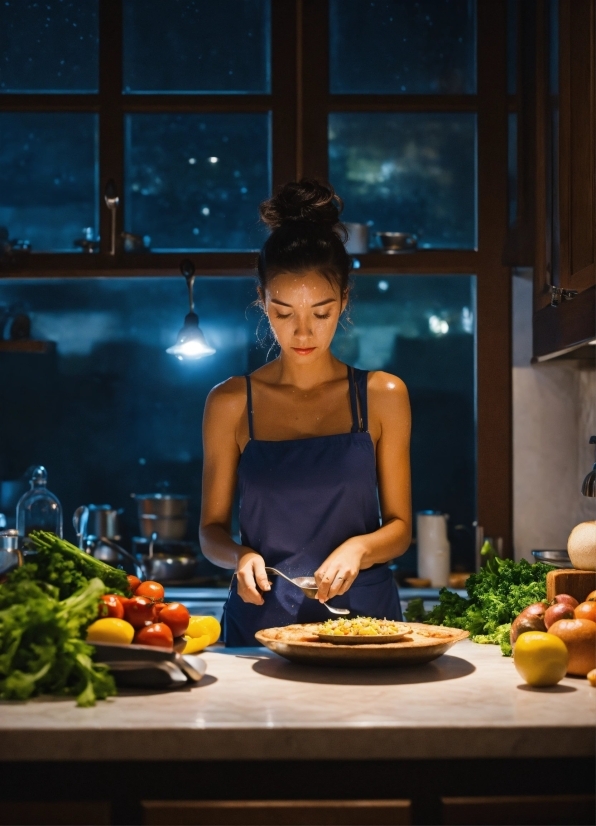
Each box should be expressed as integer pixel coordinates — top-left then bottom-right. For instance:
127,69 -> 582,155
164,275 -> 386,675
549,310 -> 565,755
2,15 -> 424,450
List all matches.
546,569 -> 596,603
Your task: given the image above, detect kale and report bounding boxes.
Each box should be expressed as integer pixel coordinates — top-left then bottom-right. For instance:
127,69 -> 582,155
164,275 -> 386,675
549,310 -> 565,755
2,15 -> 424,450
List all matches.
0,576 -> 116,707
414,557 -> 555,656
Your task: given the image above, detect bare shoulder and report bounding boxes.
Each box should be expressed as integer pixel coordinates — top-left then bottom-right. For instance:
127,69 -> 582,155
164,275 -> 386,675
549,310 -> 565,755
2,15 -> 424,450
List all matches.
367,371 -> 410,437
368,370 -> 409,403
204,376 -> 247,422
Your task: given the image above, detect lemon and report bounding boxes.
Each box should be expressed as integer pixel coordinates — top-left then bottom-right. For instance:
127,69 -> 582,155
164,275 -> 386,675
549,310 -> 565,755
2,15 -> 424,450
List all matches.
187,616 -> 221,645
87,618 -> 135,646
514,631 -> 568,686
182,634 -> 211,654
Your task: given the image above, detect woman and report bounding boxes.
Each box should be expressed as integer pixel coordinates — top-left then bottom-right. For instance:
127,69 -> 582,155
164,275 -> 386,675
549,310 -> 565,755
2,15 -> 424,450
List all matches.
200,180 -> 411,647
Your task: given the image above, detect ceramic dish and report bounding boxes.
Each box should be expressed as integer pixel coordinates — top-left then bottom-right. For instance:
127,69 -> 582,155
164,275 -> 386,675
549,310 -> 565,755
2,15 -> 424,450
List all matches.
255,623 -> 469,668
316,623 -> 411,645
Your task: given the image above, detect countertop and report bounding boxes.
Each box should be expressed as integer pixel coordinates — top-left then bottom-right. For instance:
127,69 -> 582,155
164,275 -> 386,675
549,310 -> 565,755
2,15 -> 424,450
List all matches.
1,640 -> 594,762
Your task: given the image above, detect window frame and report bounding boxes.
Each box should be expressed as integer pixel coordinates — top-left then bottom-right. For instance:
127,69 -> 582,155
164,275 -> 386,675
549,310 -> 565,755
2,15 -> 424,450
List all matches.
0,0 -> 512,556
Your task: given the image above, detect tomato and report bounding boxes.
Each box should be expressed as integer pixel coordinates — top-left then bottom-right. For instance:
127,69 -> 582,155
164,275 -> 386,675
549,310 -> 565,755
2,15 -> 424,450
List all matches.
159,602 -> 190,637
124,596 -> 156,628
135,580 -> 165,601
153,602 -> 167,616
575,601 -> 596,624
134,622 -> 173,649
586,590 -> 596,602
127,574 -> 142,594
99,594 -> 125,620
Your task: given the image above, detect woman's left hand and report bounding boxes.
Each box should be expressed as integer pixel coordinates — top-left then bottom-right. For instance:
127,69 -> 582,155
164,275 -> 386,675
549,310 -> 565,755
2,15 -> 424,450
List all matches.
314,540 -> 365,602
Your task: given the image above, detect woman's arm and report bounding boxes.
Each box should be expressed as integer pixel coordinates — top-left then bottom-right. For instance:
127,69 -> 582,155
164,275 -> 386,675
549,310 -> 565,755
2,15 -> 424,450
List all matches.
199,379 -> 271,604
315,371 -> 412,601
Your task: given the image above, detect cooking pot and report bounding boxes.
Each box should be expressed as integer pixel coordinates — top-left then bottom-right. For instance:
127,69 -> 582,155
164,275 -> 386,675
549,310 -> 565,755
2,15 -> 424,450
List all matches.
139,514 -> 188,541
132,494 -> 189,518
139,552 -> 197,582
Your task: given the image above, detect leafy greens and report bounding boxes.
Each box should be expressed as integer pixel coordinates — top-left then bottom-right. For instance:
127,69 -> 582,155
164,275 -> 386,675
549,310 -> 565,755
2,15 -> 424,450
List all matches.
404,557 -> 555,656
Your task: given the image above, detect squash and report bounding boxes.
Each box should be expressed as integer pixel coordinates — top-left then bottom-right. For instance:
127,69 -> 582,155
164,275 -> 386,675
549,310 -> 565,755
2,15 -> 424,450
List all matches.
567,521 -> 596,571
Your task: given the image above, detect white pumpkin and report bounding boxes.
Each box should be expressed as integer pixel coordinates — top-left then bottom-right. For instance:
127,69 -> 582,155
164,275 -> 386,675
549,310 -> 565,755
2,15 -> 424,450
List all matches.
567,521 -> 596,571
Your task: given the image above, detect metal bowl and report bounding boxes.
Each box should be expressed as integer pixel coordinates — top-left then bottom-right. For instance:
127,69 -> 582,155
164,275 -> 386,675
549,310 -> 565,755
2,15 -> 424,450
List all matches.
531,549 -> 573,568
138,552 -> 197,582
374,232 -> 418,253
133,494 -> 189,518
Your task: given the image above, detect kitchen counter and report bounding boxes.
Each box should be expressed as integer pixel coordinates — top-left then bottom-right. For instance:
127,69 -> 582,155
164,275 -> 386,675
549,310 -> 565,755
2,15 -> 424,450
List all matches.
1,640 -> 594,762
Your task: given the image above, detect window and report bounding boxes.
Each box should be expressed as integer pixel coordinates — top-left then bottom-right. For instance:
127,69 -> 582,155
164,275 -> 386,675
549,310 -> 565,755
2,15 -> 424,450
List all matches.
0,1 -> 512,554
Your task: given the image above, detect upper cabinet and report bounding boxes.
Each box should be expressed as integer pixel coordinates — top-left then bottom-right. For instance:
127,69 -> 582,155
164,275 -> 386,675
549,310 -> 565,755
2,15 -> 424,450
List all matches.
533,0 -> 596,358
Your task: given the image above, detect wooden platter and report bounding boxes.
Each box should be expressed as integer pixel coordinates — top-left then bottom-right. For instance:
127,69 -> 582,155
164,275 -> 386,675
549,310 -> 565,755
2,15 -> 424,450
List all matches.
255,623 -> 469,668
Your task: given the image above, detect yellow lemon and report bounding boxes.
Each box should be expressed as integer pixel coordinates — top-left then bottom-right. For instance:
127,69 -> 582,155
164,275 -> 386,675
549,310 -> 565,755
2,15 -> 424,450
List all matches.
183,634 -> 211,654
514,631 -> 568,686
187,616 -> 221,645
86,618 -> 135,646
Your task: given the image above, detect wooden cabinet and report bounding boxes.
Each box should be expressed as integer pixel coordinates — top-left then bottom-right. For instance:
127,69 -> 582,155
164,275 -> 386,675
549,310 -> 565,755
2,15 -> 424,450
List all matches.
534,0 -> 596,358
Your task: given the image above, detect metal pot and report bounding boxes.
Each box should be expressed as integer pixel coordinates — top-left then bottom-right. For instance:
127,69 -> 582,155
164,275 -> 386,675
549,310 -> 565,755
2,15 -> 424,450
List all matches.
73,505 -> 122,547
140,553 -> 197,582
139,514 -> 188,541
132,494 -> 189,518
0,529 -> 23,575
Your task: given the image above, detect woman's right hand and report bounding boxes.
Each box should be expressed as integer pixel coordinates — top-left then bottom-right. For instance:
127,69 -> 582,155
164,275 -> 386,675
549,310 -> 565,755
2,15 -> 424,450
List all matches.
236,550 -> 271,605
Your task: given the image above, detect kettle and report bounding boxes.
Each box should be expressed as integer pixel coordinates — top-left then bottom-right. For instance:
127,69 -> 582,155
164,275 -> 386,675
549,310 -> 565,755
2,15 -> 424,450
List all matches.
416,510 -> 451,587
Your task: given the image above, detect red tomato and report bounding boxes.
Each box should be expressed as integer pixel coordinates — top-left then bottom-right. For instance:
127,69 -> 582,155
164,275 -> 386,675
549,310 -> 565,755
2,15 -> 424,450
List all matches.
159,602 -> 190,637
99,594 -> 125,620
134,622 -> 173,649
575,601 -> 596,624
115,595 -> 130,608
153,602 -> 167,616
127,574 -> 141,594
124,596 -> 156,628
135,580 -> 165,601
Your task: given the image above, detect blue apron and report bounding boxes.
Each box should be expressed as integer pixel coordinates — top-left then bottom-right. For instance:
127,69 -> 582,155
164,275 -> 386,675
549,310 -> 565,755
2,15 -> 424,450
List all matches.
223,366 -> 402,646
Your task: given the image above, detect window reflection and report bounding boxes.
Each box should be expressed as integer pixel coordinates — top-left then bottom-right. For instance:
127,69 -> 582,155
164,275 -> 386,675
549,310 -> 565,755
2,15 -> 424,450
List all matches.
329,113 -> 477,249
0,275 -> 476,572
0,113 -> 98,251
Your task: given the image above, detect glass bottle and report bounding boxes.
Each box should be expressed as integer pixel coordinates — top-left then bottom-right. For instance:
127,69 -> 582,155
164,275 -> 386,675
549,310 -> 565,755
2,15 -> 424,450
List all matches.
16,466 -> 63,538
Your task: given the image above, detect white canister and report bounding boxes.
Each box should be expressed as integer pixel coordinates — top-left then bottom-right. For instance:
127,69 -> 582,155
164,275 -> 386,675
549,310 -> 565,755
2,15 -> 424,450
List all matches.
417,510 -> 451,587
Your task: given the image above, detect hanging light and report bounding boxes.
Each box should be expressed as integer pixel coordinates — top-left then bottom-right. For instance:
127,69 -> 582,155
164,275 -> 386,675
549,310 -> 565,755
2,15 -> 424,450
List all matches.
166,259 -> 216,361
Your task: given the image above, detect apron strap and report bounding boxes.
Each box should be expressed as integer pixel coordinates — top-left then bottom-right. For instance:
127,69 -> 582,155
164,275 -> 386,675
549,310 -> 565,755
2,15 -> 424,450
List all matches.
348,366 -> 360,433
244,375 -> 255,440
355,368 -> 369,432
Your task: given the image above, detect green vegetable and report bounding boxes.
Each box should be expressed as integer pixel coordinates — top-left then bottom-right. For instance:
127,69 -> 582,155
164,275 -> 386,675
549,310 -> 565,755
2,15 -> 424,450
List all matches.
415,557 -> 555,656
25,531 -> 129,599
0,576 -> 116,707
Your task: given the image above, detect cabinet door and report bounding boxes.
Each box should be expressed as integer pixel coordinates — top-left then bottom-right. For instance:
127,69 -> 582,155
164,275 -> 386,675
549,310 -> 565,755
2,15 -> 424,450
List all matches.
558,0 -> 596,295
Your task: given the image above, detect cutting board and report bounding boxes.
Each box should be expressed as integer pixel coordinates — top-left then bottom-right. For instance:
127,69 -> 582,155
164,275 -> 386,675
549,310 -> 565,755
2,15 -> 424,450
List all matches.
546,569 -> 596,603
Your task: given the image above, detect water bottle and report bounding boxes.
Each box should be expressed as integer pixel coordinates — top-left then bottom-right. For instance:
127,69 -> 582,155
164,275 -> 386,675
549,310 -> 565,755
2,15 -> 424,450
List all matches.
16,466 -> 63,538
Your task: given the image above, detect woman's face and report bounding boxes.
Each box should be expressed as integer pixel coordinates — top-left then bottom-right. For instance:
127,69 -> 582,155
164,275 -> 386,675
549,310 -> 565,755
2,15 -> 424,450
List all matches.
262,270 -> 347,363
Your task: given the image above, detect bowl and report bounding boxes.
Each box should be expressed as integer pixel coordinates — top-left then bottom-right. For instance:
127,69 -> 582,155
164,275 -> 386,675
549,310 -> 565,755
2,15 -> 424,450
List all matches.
531,549 -> 573,568
374,232 -> 417,253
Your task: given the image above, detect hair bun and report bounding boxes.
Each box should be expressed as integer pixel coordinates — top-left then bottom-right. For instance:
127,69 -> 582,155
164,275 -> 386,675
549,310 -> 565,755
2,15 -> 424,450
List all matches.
259,179 -> 343,231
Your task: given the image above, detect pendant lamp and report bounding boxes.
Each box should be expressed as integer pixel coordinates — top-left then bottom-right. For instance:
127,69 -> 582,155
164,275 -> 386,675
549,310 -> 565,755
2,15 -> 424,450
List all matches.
166,259 -> 215,361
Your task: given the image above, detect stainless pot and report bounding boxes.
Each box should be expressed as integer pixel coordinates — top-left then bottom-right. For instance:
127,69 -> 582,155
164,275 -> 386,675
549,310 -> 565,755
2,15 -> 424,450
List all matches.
73,505 -> 122,549
140,553 -> 196,582
132,494 -> 189,518
0,529 -> 23,575
139,514 -> 188,541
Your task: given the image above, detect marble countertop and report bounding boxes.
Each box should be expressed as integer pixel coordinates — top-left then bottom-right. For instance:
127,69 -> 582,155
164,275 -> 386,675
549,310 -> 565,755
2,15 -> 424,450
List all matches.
1,641 -> 594,762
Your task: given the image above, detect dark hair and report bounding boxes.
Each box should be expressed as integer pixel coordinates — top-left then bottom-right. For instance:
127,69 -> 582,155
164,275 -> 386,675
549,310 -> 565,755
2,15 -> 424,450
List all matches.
257,179 -> 352,295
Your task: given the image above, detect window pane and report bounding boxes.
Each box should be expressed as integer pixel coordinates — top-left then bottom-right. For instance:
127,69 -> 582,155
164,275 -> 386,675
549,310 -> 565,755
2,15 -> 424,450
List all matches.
329,113 -> 477,249
0,1 -> 98,93
0,274 -> 476,575
0,113 -> 98,252
125,114 -> 270,251
123,0 -> 270,94
332,274 -> 477,574
330,0 -> 476,94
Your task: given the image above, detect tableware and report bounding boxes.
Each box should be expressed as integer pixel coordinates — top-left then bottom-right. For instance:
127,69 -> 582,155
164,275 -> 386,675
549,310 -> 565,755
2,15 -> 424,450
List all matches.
255,622 -> 469,668
317,623 -> 411,645
264,567 -> 350,615
92,641 -> 206,689
374,232 -> 417,253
